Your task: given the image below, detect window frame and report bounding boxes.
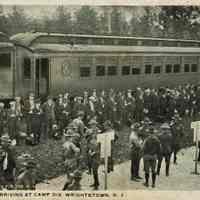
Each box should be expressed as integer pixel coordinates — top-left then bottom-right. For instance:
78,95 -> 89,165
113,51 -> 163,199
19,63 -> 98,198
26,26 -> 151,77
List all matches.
154,66 -> 161,74
121,66 -> 130,75
173,64 -> 181,73
0,53 -> 11,68
165,64 -> 173,73
96,65 -> 105,76
145,64 -> 152,74
23,57 -> 31,79
132,68 -> 140,75
191,64 -> 198,72
79,67 -> 91,78
184,64 -> 190,73
107,66 -> 117,76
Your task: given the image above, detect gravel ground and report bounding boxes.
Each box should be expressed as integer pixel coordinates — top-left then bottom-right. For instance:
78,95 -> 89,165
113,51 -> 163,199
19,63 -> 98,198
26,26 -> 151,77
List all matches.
37,146 -> 200,190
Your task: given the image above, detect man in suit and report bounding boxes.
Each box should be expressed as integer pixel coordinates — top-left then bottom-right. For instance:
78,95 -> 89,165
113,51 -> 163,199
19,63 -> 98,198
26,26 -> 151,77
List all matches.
42,96 -> 55,140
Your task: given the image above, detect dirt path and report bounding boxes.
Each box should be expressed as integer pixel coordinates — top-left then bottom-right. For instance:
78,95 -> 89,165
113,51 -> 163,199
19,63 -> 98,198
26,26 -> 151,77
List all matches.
37,146 -> 200,190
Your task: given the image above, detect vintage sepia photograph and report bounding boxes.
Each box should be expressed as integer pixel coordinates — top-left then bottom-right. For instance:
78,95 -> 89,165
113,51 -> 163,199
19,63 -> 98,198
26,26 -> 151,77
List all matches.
0,2 -> 200,192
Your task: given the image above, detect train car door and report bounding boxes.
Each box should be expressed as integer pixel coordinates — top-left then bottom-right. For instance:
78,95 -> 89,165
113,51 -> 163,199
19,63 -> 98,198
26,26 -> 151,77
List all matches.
35,58 -> 49,97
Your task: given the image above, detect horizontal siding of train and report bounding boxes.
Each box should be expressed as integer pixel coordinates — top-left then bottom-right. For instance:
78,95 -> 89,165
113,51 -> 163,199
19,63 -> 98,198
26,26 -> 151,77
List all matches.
31,44 -> 200,54
49,54 -> 200,95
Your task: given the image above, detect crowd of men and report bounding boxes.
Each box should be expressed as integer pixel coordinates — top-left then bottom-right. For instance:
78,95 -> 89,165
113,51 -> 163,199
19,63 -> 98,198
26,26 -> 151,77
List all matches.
0,83 -> 199,190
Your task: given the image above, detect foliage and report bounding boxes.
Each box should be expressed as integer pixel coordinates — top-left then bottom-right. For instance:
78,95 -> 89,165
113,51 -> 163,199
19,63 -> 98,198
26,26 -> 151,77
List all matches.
2,5 -> 200,39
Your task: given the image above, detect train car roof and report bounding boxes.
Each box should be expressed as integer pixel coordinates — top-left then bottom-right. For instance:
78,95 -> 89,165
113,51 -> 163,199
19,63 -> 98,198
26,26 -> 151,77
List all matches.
31,43 -> 200,54
11,32 -> 200,48
0,32 -> 14,49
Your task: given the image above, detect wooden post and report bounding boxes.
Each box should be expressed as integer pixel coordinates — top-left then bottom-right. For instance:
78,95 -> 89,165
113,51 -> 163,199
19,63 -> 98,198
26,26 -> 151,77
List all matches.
104,134 -> 108,190
31,57 -> 36,95
191,121 -> 200,175
195,122 -> 199,174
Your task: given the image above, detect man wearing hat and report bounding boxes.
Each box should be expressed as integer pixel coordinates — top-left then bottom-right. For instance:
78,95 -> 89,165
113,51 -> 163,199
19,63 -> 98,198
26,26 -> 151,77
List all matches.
28,99 -> 43,145
7,101 -> 19,142
85,119 -> 100,175
157,123 -> 173,177
129,122 -> 143,181
170,115 -> 184,164
139,117 -> 152,140
62,131 -> 80,190
88,132 -> 100,190
42,96 -> 56,140
73,96 -> 86,119
72,111 -> 85,137
142,126 -> 161,188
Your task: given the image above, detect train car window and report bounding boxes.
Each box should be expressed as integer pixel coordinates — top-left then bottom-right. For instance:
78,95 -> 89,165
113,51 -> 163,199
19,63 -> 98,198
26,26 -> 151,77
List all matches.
41,58 -> 49,78
173,64 -> 180,73
145,65 -> 152,74
191,64 -> 198,72
96,65 -> 105,76
132,68 -> 140,75
184,64 -> 190,72
107,66 -> 117,76
0,53 -> 11,67
165,64 -> 172,73
80,67 -> 91,77
122,66 -> 130,75
154,66 -> 161,74
23,58 -> 31,79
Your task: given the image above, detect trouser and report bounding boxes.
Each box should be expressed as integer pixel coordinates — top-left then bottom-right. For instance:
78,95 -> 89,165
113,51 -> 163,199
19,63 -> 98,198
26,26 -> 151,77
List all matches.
92,167 -> 99,187
131,156 -> 140,178
43,119 -> 53,140
108,156 -> 114,173
157,154 -> 171,176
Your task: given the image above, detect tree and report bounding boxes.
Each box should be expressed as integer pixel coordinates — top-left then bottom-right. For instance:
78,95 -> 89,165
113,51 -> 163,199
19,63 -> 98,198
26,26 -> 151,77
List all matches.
7,6 -> 28,35
0,5 -> 9,34
74,6 -> 100,34
159,6 -> 200,39
54,6 -> 73,34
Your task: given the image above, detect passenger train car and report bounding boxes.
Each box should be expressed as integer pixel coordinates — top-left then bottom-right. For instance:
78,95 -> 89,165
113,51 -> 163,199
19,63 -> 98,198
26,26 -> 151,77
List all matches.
0,32 -> 15,100
2,32 -> 200,99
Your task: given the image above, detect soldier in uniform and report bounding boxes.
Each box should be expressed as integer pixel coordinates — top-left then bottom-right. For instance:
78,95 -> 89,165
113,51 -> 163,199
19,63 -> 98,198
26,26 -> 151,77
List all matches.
142,126 -> 161,188
85,119 -> 101,175
156,123 -> 173,177
72,111 -> 85,137
129,122 -> 143,181
88,132 -> 100,190
62,131 -> 80,190
170,114 -> 184,164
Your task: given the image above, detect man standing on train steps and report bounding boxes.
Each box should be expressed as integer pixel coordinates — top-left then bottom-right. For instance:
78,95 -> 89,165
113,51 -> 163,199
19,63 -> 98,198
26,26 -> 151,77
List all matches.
42,96 -> 55,140
142,126 -> 161,188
